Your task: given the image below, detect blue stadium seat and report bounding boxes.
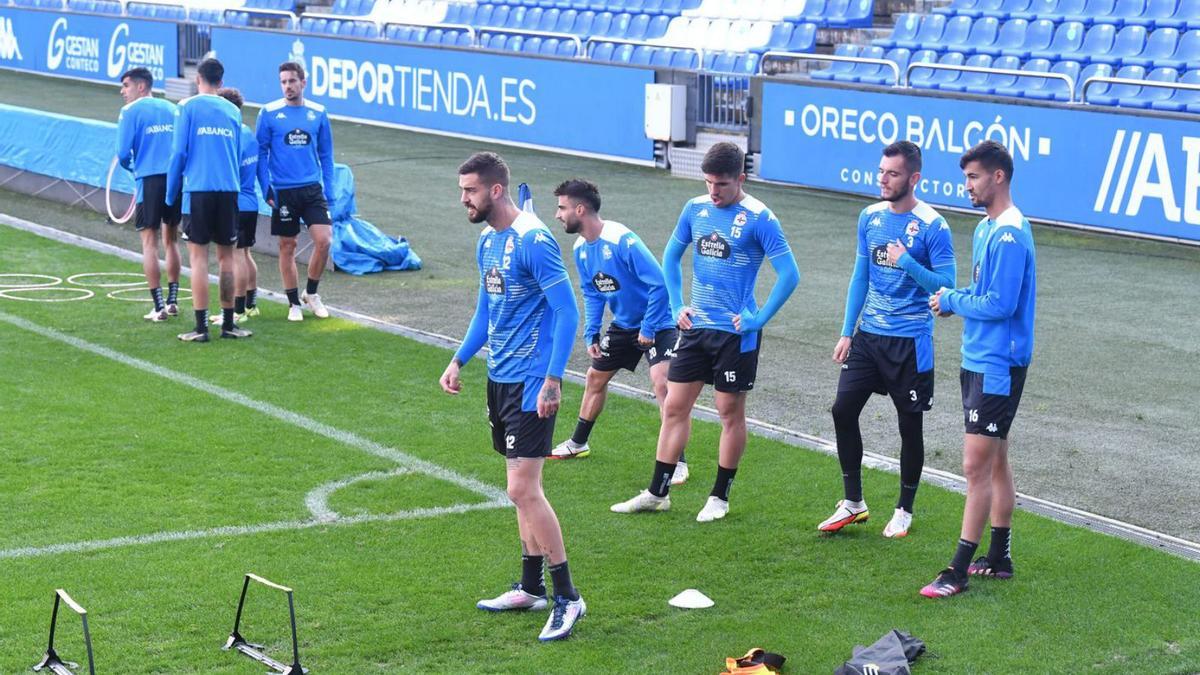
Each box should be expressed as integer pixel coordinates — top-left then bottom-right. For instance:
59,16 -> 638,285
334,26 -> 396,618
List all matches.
1045,0 -> 1088,20
961,53 -> 1021,91
852,45 -> 908,83
454,5 -> 477,24
557,39 -> 578,56
507,6 -> 527,27
606,0 -> 628,10
963,0 -> 1006,16
555,9 -> 577,31
1125,25 -> 1177,64
1034,59 -> 1083,99
613,43 -> 636,62
1127,0 -> 1176,26
994,56 -> 1052,95
709,51 -> 738,72
1119,65 -> 1178,105
801,0 -> 829,23
766,21 -> 796,49
521,7 -> 541,27
934,0 -> 979,14
738,53 -> 761,73
427,27 -> 445,41
1086,63 -> 1146,103
1030,20 -> 1086,59
438,28 -> 458,44
875,13 -> 919,48
631,44 -> 655,64
1150,67 -> 1200,109
896,14 -> 947,49
933,15 -> 975,50
961,16 -> 1000,52
475,4 -> 495,25
491,5 -> 511,25
788,23 -> 818,50
522,36 -> 542,52
541,38 -> 561,55
1152,27 -> 1200,66
592,11 -> 613,34
591,41 -> 615,59
977,17 -> 1028,54
1163,0 -> 1200,27
1064,0 -> 1117,24
1097,0 -> 1147,23
980,0 -> 1032,18
646,14 -> 670,38
573,10 -> 595,33
811,44 -> 860,80
671,49 -> 698,68
998,17 -> 1050,56
625,0 -> 645,10
627,13 -> 650,39
608,13 -> 631,36
1011,0 -> 1058,19
939,53 -> 996,90
508,35 -> 526,51
485,33 -> 506,48
661,0 -> 683,14
353,22 -> 370,37
823,0 -> 851,25
643,0 -> 664,13
916,50 -> 967,88
650,46 -> 674,65
842,44 -> 885,80
538,8 -> 559,30
1077,22 -> 1118,60
1096,24 -> 1147,62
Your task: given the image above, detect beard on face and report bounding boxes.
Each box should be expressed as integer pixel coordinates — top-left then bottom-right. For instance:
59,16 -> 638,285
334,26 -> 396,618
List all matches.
884,180 -> 911,203
466,198 -> 492,224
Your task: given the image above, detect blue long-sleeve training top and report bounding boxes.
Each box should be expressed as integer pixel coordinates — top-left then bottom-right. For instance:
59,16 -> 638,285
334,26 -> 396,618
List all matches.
165,94 -> 242,202
115,96 -> 176,195
236,122 -> 259,212
573,220 -> 673,344
940,205 -> 1037,376
255,98 -> 335,201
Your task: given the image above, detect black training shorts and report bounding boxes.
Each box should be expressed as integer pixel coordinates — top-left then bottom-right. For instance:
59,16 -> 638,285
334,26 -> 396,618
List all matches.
136,174 -> 182,231
592,326 -> 678,373
961,367 -> 1028,439
486,377 -> 555,459
237,211 -> 258,249
837,330 -> 935,413
183,191 -> 238,246
271,183 -> 331,237
668,328 -> 760,393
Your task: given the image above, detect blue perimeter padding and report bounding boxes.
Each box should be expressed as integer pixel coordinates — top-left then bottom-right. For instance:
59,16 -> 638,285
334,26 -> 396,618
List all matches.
329,164 -> 422,275
0,103 -> 420,275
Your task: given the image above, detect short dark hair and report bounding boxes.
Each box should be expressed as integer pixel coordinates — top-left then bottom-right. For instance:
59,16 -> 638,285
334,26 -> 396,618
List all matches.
960,140 -> 1014,182
700,142 -> 745,178
279,61 -> 306,81
217,87 -> 244,110
883,140 -> 922,174
197,58 -> 224,86
458,152 -> 510,188
553,179 -> 601,213
120,67 -> 153,90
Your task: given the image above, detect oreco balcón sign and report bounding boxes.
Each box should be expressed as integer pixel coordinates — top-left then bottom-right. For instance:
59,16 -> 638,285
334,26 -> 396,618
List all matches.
212,28 -> 654,161
0,8 -> 176,84
759,81 -> 1200,242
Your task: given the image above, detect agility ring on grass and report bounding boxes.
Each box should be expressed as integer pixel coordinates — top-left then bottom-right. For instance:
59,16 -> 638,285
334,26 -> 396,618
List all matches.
106,287 -> 192,303
0,287 -> 94,302
0,274 -> 63,288
106,157 -> 138,225
66,272 -> 146,288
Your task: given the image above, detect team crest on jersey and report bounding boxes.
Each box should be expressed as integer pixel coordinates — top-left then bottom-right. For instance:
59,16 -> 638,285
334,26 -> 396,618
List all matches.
307,110 -> 317,121
906,221 -> 920,236
485,267 -> 505,295
733,212 -> 747,227
504,237 -> 514,254
592,272 -> 619,293
872,244 -> 898,269
697,231 -> 731,259
602,244 -> 612,260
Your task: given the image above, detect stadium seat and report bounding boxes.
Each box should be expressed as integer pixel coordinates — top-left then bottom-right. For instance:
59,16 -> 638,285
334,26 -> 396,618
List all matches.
787,22 -> 818,50
1029,21 -> 1086,59
895,14 -> 947,50
1149,67 -> 1200,109
932,15 -> 974,51
933,0 -> 976,14
557,39 -> 578,55
646,14 -> 671,37
1085,63 -> 1146,103
961,53 -> 1021,92
1095,23 -> 1148,62
486,33 -> 506,48
475,4 -> 495,24
914,50 -> 967,88
980,0 -> 1033,18
1061,0 -> 1115,23
962,15 -> 1001,52
1098,0 -> 1147,22
573,10 -> 596,33
738,52 -> 761,73
1045,0 -> 1088,20
957,0 -> 1005,15
671,48 -> 699,67
521,35 -> 541,52
1011,0 -> 1058,19
492,5 -> 511,25
801,0 -> 829,23
1119,65 -> 1179,105
612,43 -> 636,61
428,27 -> 445,41
538,8 -> 560,30
709,51 -> 738,71
627,13 -> 651,38
631,44 -> 655,63
939,52 -> 995,90
1153,26 -> 1200,66
592,11 -> 614,34
811,43 -> 860,80
650,46 -> 674,65
995,18 -> 1054,55
644,0 -> 665,13
1126,0 -> 1176,26
1126,25 -> 1178,64
608,12 -> 631,36
591,41 -> 616,58
977,17 -> 1028,55
555,9 -> 577,30
541,38 -> 561,55
994,56 -> 1052,95
1168,0 -> 1200,26
875,13 -> 920,48
855,46 -> 910,84
765,21 -> 795,49
1077,22 -> 1118,60
506,6 -> 526,26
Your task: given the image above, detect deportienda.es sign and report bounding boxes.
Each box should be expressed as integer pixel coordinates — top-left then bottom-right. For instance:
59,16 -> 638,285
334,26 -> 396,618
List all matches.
759,81 -> 1200,242
288,39 -> 536,125
0,9 -> 176,84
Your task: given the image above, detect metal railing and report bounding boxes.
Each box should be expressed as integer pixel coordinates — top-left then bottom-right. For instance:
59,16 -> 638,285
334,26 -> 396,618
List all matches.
223,7 -> 298,29
474,26 -> 584,57
1081,75 -> 1200,105
699,70 -> 751,130
759,50 -> 902,86
302,11 -> 382,28
583,36 -> 704,67
381,19 -> 478,45
907,61 -> 1077,101
179,21 -> 211,66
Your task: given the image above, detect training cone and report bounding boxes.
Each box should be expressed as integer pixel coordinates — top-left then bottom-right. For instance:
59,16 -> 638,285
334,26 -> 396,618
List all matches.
668,589 -> 714,609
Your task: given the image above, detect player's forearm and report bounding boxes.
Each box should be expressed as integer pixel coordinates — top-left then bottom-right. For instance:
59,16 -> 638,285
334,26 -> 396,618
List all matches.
662,237 -> 687,317
941,287 -> 1018,320
899,255 -> 956,294
453,287 -> 490,365
755,253 -> 800,326
543,282 -> 579,379
841,255 -> 869,337
583,294 -> 604,344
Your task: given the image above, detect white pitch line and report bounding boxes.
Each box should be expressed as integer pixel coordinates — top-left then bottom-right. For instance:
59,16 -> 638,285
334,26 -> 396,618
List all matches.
305,468 -> 414,522
0,310 -> 509,507
0,502 -> 505,560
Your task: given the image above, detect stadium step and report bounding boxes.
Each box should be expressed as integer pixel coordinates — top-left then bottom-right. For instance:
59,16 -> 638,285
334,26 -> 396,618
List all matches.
165,77 -> 197,102
668,131 -> 749,179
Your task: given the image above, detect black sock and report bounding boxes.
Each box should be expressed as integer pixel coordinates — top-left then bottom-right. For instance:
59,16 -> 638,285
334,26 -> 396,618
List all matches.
950,538 -> 978,577
520,554 -> 545,596
648,460 -> 676,498
167,281 -> 179,305
988,526 -> 1012,563
305,278 -> 319,295
246,288 -> 257,308
897,411 -> 924,513
711,464 -> 737,501
234,296 -> 246,314
571,418 -> 595,445
222,307 -> 235,331
194,309 -> 208,333
285,288 -> 300,306
150,287 -> 164,311
832,389 -> 871,502
547,561 -> 579,601
679,452 -> 687,463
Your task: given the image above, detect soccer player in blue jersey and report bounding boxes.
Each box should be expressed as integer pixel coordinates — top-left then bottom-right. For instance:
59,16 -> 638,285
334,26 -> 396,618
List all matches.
820,141 -> 956,539
116,67 -> 181,321
209,87 -> 261,325
548,179 -> 688,481
165,57 -> 252,343
611,142 -> 800,523
256,61 -> 335,322
921,140 -> 1036,599
438,152 -> 585,641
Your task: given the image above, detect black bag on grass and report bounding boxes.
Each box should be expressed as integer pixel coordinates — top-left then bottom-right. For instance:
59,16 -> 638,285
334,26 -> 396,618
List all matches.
834,629 -> 925,675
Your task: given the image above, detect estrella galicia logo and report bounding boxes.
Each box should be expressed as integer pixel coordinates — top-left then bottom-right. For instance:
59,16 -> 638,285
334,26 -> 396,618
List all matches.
697,231 -> 730,259
286,129 -> 312,146
872,244 -> 897,268
0,17 -> 22,61
485,267 -> 505,295
592,272 -> 619,293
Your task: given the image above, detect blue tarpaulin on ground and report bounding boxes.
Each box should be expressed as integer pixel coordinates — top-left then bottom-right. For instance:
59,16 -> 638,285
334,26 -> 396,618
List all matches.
328,164 -> 422,275
0,103 -> 421,275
